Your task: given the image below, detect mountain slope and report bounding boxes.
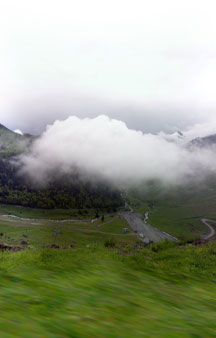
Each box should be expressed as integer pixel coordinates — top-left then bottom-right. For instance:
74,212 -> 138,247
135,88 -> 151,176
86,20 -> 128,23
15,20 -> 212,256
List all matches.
0,123 -> 33,157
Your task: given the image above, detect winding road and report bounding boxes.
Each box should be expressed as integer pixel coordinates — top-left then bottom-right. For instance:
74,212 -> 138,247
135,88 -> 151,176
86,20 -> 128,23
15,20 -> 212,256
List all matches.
201,218 -> 216,240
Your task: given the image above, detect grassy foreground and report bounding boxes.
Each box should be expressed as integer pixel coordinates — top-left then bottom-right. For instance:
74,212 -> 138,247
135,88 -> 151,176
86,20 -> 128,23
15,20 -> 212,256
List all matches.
0,242 -> 216,337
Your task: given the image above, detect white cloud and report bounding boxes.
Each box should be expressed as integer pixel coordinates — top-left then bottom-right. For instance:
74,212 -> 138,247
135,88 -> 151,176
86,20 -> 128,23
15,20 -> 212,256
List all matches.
19,115 -> 216,186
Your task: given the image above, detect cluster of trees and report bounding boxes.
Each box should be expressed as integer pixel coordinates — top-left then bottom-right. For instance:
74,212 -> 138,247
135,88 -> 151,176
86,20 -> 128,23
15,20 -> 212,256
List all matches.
0,159 -> 123,209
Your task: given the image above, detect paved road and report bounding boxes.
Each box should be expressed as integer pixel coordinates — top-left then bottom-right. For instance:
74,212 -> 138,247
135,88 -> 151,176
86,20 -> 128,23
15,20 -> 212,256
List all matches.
120,211 -> 177,243
201,218 -> 216,240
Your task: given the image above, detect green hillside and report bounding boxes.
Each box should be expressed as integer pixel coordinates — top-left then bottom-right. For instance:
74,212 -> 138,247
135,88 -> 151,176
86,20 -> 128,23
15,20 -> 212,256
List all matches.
0,124 -> 33,157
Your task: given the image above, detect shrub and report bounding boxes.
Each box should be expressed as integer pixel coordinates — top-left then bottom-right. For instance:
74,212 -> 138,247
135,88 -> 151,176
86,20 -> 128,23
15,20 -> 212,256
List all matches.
104,238 -> 116,248
150,239 -> 178,253
123,244 -> 133,253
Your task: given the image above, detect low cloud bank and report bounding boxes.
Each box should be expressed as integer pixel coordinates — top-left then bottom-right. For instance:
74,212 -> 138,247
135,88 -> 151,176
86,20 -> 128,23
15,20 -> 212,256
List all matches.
18,115 -> 216,187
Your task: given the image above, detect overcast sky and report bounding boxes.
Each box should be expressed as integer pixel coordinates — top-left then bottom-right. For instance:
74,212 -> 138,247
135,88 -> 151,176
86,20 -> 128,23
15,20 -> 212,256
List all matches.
1,0 -> 216,134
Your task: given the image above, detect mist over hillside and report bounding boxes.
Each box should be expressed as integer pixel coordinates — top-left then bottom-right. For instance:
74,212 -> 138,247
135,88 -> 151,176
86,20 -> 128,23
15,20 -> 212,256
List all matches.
1,115 -> 216,210
17,115 -> 216,188
0,123 -> 123,209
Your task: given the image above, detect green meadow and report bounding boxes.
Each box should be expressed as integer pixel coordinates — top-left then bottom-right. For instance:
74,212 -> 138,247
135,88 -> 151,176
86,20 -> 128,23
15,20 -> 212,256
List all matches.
0,211 -> 136,249
0,242 -> 216,337
0,202 -> 216,336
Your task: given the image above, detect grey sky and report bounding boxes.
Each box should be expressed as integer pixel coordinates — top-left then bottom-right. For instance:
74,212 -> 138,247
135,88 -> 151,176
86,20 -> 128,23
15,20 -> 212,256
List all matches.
1,0 -> 216,134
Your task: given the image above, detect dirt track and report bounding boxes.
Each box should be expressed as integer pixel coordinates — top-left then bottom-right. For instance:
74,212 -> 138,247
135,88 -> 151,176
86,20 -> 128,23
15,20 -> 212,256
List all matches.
120,211 -> 177,243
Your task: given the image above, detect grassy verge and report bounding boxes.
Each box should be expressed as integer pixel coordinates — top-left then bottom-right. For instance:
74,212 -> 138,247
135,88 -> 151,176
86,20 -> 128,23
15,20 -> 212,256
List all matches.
0,243 -> 216,337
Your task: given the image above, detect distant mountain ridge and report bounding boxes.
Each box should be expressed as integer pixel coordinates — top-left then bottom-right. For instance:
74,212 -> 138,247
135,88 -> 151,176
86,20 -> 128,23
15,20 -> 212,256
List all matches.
190,134 -> 216,148
0,123 -> 12,132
